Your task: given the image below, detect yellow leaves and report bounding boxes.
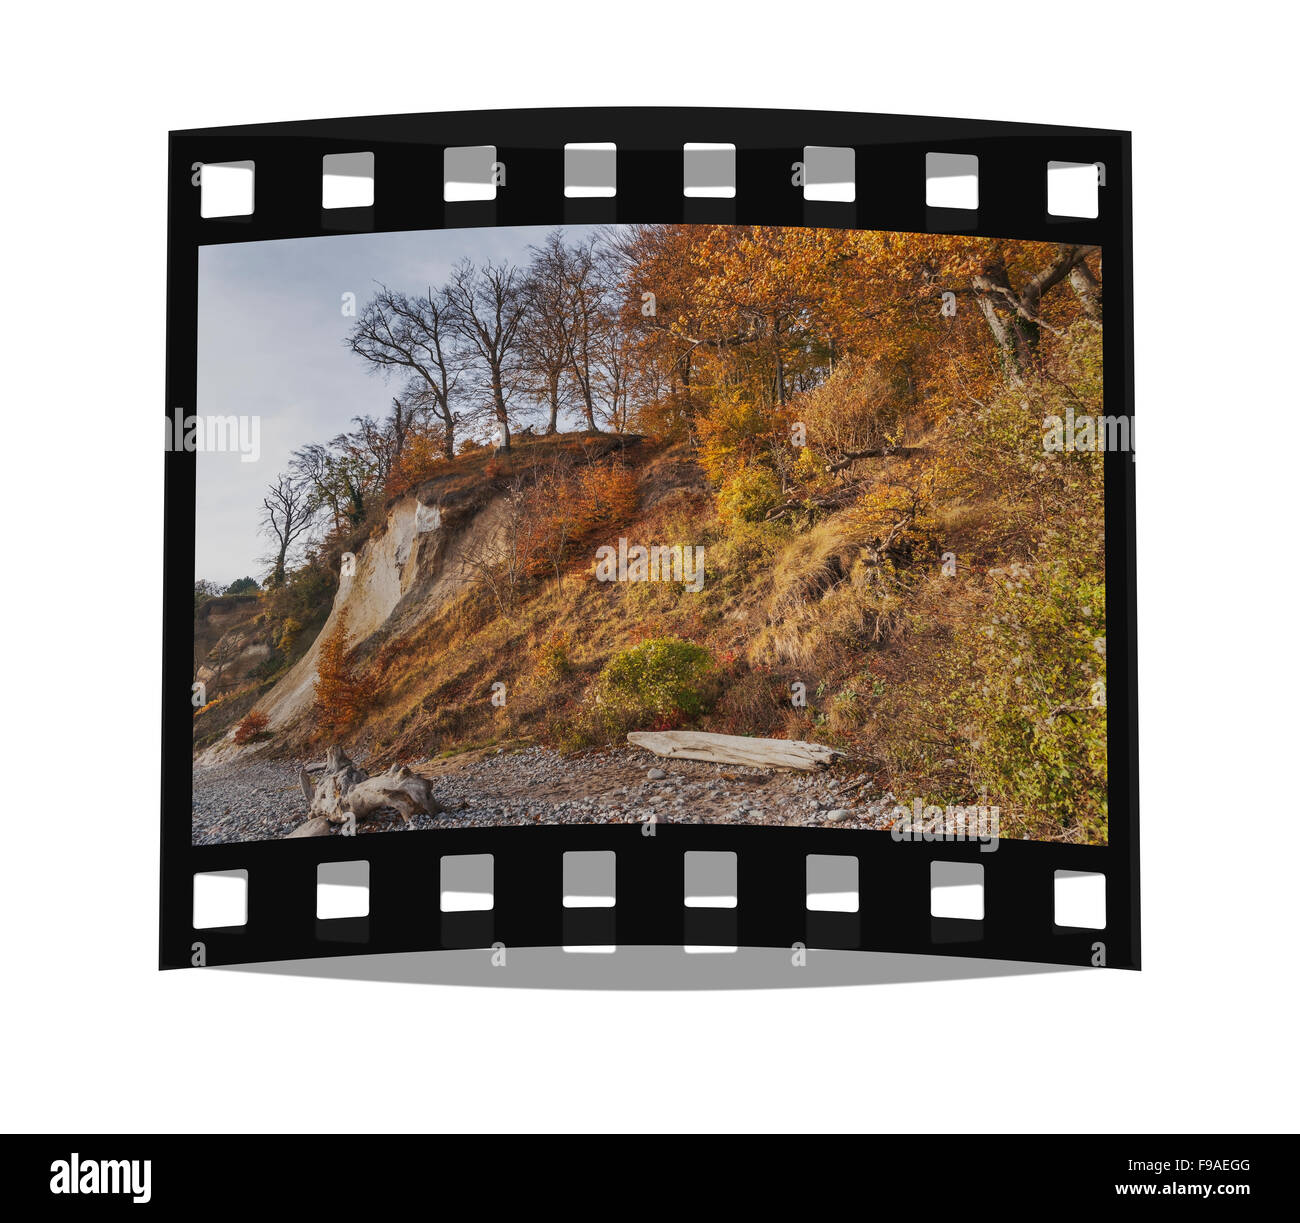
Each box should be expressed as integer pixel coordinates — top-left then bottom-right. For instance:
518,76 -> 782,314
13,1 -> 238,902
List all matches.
716,465 -> 781,527
792,446 -> 828,486
695,387 -> 772,485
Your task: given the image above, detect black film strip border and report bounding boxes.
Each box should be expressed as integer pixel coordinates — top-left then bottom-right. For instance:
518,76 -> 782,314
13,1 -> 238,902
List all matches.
162,108 -> 1137,972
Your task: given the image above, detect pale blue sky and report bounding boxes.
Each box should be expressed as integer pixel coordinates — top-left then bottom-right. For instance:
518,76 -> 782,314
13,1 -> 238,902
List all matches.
195,224 -> 601,586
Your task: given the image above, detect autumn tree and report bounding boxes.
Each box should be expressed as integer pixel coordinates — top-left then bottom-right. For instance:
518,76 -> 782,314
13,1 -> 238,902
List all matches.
875,235 -> 1102,386
313,609 -> 368,739
613,224 -> 707,433
523,449 -> 579,585
382,422 -> 449,499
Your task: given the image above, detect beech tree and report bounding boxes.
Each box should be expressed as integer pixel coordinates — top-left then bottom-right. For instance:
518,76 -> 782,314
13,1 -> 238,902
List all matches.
444,260 -> 528,450
348,286 -> 463,459
521,233 -> 578,434
554,235 -> 606,433
967,243 -> 1101,382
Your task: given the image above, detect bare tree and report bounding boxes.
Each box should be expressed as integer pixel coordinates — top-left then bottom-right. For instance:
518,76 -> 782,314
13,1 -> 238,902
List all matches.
553,235 -> 606,433
348,286 -> 464,459
349,413 -> 396,492
260,472 -> 317,586
595,313 -> 635,433
522,233 -> 578,433
292,442 -> 350,532
444,260 -> 528,451
291,416 -> 388,532
205,631 -> 241,695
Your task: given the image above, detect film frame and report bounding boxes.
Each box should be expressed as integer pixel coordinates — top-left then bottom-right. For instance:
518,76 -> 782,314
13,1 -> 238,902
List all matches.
163,107 -> 1138,972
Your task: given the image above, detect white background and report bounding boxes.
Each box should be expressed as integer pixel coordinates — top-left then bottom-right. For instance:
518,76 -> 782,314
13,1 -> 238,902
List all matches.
1,1 -> 1295,1134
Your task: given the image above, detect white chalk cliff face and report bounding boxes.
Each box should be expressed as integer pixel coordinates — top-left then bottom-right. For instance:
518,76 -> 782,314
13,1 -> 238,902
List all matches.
199,492 -> 508,764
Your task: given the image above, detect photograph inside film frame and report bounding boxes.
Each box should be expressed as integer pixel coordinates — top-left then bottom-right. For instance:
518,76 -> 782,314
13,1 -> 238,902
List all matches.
190,223 -> 1107,849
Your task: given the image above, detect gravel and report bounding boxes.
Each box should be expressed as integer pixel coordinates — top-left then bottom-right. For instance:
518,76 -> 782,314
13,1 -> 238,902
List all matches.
192,745 -> 900,845
191,758 -> 315,845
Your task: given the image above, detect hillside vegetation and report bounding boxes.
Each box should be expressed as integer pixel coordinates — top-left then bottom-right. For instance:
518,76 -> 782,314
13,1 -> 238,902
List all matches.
194,225 -> 1108,844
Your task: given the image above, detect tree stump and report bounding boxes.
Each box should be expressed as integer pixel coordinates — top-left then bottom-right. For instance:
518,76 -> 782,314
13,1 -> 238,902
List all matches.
288,745 -> 445,837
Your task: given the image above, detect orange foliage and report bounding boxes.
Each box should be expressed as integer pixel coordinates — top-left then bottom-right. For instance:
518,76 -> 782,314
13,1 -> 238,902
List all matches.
312,610 -> 369,739
383,429 -> 448,499
232,709 -> 269,744
524,460 -> 639,579
575,461 -> 638,531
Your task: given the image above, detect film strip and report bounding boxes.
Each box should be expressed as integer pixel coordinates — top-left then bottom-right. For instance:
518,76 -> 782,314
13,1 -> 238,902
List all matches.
163,107 -> 1138,972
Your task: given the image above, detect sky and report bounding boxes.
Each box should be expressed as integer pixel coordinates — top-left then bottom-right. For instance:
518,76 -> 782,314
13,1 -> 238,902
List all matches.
195,224 -> 601,586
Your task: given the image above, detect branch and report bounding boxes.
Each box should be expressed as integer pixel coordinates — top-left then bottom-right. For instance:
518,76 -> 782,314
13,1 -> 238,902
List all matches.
825,444 -> 927,474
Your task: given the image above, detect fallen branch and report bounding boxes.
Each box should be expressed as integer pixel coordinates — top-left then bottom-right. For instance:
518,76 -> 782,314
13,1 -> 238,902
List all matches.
1043,702 -> 1099,724
825,444 -> 927,474
764,485 -> 862,522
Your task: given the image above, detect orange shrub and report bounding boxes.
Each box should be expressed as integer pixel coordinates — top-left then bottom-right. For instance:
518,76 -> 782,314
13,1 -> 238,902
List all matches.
233,709 -> 270,744
576,461 -> 638,530
313,611 -> 369,738
524,460 -> 639,579
383,430 -> 448,499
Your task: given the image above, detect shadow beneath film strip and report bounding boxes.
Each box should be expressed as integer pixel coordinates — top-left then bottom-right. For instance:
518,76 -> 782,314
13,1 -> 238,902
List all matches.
219,945 -> 1082,991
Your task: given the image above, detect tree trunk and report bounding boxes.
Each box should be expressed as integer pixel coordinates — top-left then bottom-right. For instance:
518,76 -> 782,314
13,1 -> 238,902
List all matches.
489,366 -> 511,450
546,373 -> 561,434
1069,259 -> 1103,321
580,382 -> 597,432
972,269 -> 1034,383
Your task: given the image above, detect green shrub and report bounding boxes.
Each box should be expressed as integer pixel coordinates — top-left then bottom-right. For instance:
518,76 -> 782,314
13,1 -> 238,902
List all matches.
595,637 -> 716,732
879,552 -> 1108,841
958,555 -> 1108,840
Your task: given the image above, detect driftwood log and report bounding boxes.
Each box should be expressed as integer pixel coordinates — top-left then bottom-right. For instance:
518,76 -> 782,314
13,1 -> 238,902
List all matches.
291,745 -> 444,835
627,730 -> 845,772
285,816 -> 332,839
